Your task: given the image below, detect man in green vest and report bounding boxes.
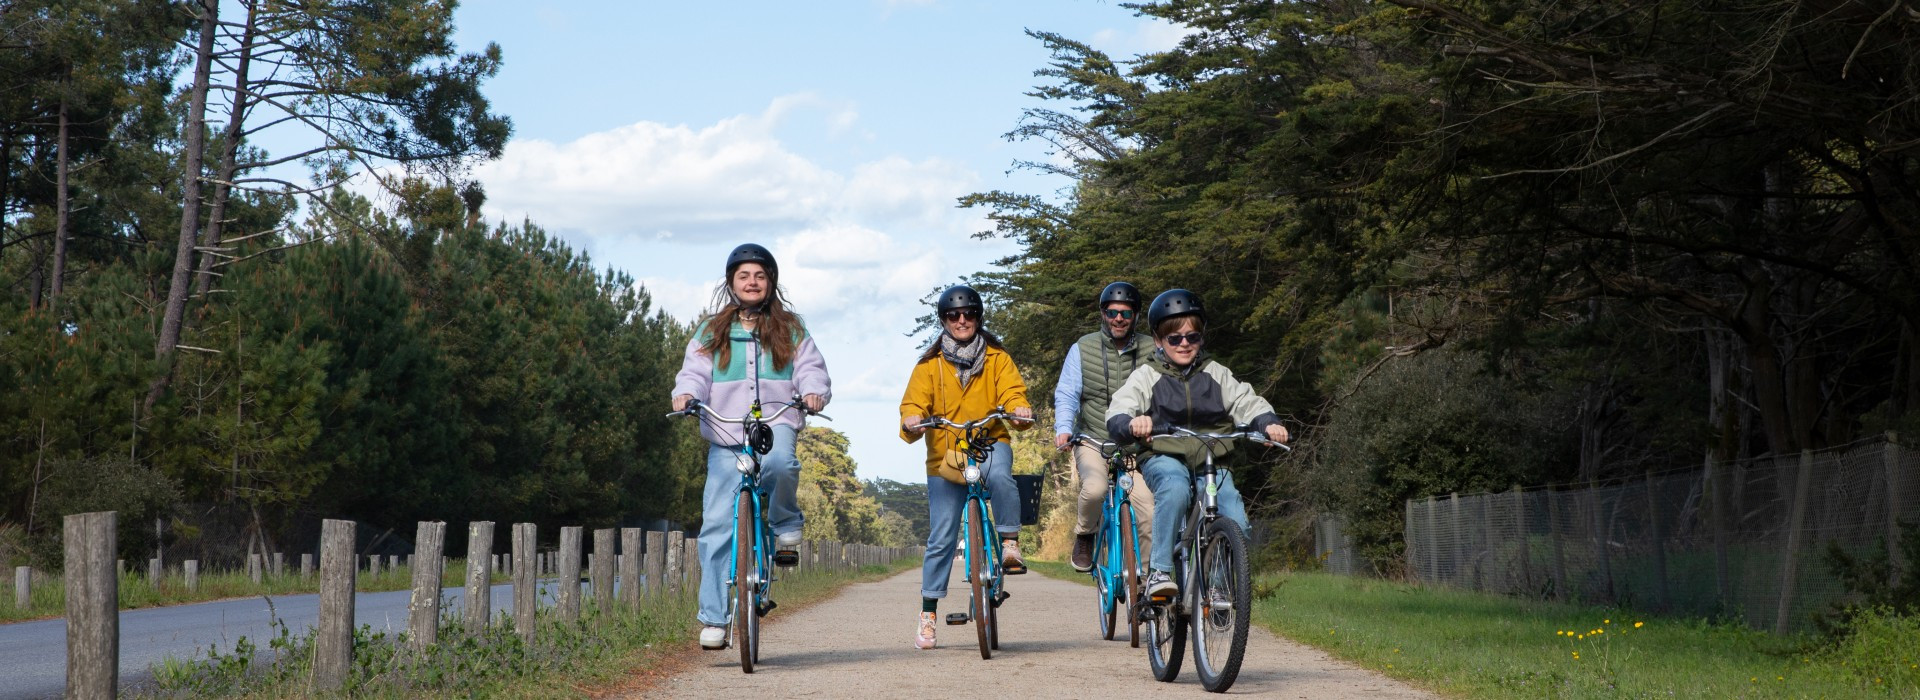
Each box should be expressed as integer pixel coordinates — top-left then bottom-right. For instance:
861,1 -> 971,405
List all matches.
1054,282 -> 1156,572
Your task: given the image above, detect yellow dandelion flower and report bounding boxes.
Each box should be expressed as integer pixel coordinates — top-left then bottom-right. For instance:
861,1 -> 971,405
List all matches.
1776,676 -> 1784,681
1604,619 -> 1610,624
1634,621 -> 1643,628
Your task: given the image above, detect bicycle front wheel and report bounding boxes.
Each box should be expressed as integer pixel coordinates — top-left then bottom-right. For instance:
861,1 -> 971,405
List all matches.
1191,518 -> 1251,692
1094,524 -> 1116,641
733,489 -> 760,673
1120,505 -> 1143,648
966,505 -> 993,660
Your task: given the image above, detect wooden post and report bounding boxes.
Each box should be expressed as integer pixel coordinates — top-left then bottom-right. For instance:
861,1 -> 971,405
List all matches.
65,511 -> 117,699
148,557 -> 162,585
664,531 -> 685,596
798,540 -> 811,574
300,553 -> 313,578
184,560 -> 198,591
1447,493 -> 1463,586
620,528 -> 642,609
1887,434 -> 1906,588
592,528 -> 616,613
272,552 -> 284,578
409,521 -> 445,650
644,531 -> 666,596
683,534 -> 700,591
14,566 -> 29,609
512,523 -> 536,641
368,553 -> 380,577
314,518 -> 356,692
557,527 -> 582,622
465,521 -> 495,631
248,553 -> 262,584
1514,486 -> 1532,594
1775,449 -> 1816,635
388,555 -> 399,573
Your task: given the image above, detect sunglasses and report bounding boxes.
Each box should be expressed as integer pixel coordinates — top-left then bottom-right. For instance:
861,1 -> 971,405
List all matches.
1102,309 -> 1135,320
1162,331 -> 1204,347
942,309 -> 982,323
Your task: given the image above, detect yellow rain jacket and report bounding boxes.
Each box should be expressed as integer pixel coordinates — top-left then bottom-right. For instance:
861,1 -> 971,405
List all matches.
898,344 -> 1032,484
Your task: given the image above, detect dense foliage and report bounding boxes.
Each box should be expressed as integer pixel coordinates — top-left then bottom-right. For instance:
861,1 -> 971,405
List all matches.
971,0 -> 1920,568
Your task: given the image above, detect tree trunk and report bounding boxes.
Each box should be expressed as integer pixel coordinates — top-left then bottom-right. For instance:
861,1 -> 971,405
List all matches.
193,1 -> 258,298
149,0 -> 219,411
49,94 -> 70,319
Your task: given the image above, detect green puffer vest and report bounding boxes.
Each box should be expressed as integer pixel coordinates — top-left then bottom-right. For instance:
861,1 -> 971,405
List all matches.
1074,330 -> 1151,434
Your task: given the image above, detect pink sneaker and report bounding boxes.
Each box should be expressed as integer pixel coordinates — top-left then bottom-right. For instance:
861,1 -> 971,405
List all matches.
914,612 -> 937,649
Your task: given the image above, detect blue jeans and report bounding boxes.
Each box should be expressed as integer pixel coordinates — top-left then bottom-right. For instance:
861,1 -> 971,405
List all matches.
1140,454 -> 1249,573
919,441 -> 1019,599
696,425 -> 801,626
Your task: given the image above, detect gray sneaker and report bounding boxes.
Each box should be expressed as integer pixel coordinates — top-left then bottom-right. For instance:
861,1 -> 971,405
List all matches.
1145,570 -> 1179,600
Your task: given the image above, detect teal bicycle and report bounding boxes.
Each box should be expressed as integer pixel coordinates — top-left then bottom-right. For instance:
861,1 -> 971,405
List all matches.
1069,434 -> 1145,646
910,408 -> 1030,659
669,393 -> 825,673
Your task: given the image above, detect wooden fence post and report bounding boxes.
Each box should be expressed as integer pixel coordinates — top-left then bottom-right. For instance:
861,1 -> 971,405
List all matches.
557,526 -> 583,622
368,554 -> 380,577
665,531 -> 685,596
409,521 -> 445,650
248,553 -> 262,584
147,557 -> 162,585
465,521 -> 495,631
512,523 -> 536,641
300,553 -> 312,578
1775,449 -> 1816,635
272,552 -> 284,578
620,528 -> 642,609
683,534 -> 700,591
592,528 -> 616,613
388,555 -> 399,573
64,511 -> 117,699
184,560 -> 198,591
314,518 -> 356,692
14,566 -> 29,609
645,531 -> 666,597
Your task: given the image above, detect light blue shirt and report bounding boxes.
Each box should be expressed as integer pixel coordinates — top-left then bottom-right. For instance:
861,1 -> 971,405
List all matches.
1053,344 -> 1084,435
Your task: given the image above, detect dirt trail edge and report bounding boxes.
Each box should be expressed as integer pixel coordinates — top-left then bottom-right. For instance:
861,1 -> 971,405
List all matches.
637,564 -> 1438,699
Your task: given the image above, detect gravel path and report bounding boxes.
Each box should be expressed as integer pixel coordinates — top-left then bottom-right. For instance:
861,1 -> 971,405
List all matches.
641,565 -> 1439,698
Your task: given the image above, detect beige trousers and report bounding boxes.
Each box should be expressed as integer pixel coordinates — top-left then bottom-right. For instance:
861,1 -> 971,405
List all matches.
1073,444 -> 1154,555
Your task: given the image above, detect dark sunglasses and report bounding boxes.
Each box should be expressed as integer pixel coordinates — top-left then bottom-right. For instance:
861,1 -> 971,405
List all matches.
1102,309 -> 1135,320
942,309 -> 982,322
1162,331 -> 1204,347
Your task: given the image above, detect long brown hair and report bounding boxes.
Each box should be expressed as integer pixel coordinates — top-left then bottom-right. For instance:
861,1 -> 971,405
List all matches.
697,271 -> 802,371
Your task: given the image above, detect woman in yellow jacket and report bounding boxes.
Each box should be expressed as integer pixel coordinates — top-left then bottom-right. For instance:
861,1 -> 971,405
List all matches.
899,284 -> 1033,649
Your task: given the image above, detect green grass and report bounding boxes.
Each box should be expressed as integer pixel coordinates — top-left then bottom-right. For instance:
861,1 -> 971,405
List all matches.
3,560 -> 509,623
140,557 -> 922,699
1030,559 -> 1920,698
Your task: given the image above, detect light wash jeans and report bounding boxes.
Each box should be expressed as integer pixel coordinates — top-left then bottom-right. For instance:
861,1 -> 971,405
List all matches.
696,425 -> 801,627
1140,454 -> 1249,573
919,441 -> 1020,600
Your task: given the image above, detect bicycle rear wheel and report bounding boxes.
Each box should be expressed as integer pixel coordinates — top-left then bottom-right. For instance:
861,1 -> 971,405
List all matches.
967,503 -> 993,660
734,489 -> 760,673
1120,505 -> 1142,648
1146,547 -> 1186,682
1191,518 -> 1251,692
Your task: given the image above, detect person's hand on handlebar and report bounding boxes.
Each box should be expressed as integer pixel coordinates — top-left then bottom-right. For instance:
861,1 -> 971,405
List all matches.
672,394 -> 697,412
1011,406 -> 1033,422
1264,423 -> 1290,444
902,415 -> 925,436
1129,415 -> 1155,439
802,393 -> 826,414
1054,432 -> 1071,450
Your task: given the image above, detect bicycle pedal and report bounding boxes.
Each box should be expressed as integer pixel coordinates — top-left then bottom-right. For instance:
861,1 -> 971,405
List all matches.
944,612 -> 971,625
773,549 -> 799,567
1004,564 -> 1027,575
757,600 -> 778,617
991,590 -> 1010,608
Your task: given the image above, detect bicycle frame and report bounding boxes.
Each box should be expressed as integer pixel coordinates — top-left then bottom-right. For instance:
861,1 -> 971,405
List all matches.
912,410 -> 1028,659
1073,435 -> 1145,644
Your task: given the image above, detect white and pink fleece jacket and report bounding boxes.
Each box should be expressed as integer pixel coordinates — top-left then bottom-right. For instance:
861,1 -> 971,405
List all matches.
672,321 -> 832,446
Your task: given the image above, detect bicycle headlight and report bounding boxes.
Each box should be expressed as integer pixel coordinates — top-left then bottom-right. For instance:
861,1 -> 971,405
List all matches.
1118,473 -> 1134,491
963,465 -> 982,484
736,452 -> 755,475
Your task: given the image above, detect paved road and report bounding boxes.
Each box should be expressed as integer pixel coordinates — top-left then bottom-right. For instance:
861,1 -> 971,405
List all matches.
642,567 -> 1438,699
0,579 -> 596,700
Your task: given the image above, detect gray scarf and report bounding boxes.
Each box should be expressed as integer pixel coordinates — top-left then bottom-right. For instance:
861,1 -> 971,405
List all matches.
940,332 -> 987,388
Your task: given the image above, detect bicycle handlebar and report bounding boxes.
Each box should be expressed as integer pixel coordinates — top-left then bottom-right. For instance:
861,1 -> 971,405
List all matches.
1067,434 -> 1119,451
909,409 -> 1032,432
1159,425 -> 1292,451
667,394 -> 831,422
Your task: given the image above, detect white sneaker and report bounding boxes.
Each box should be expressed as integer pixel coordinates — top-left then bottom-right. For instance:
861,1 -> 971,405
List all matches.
776,530 -> 802,547
699,625 -> 727,649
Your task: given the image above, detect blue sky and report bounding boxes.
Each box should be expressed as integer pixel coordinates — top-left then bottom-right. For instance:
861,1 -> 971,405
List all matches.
437,1 -> 1185,484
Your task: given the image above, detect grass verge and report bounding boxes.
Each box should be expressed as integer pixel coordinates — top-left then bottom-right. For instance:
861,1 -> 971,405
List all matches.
3,560 -> 508,623
1031,559 -> 1919,698
136,558 -> 920,699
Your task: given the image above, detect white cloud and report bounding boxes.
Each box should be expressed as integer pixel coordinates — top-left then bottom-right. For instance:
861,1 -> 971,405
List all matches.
1092,16 -> 1194,58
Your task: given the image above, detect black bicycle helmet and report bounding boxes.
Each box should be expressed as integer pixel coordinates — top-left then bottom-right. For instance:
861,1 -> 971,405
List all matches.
725,243 -> 777,278
937,285 -> 984,313
1097,281 -> 1143,309
1147,288 -> 1206,331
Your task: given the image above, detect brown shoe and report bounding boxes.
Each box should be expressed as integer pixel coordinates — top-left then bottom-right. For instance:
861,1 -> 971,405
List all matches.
1070,534 -> 1095,572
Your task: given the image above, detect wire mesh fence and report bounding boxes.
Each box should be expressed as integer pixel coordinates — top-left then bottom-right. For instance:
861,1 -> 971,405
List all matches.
1399,437 -> 1916,633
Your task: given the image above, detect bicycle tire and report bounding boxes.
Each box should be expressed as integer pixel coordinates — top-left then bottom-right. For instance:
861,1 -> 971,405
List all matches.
1120,505 -> 1142,648
1146,555 -> 1186,681
734,489 -> 759,673
1191,518 -> 1251,692
967,503 -> 992,660
1094,522 -> 1116,641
